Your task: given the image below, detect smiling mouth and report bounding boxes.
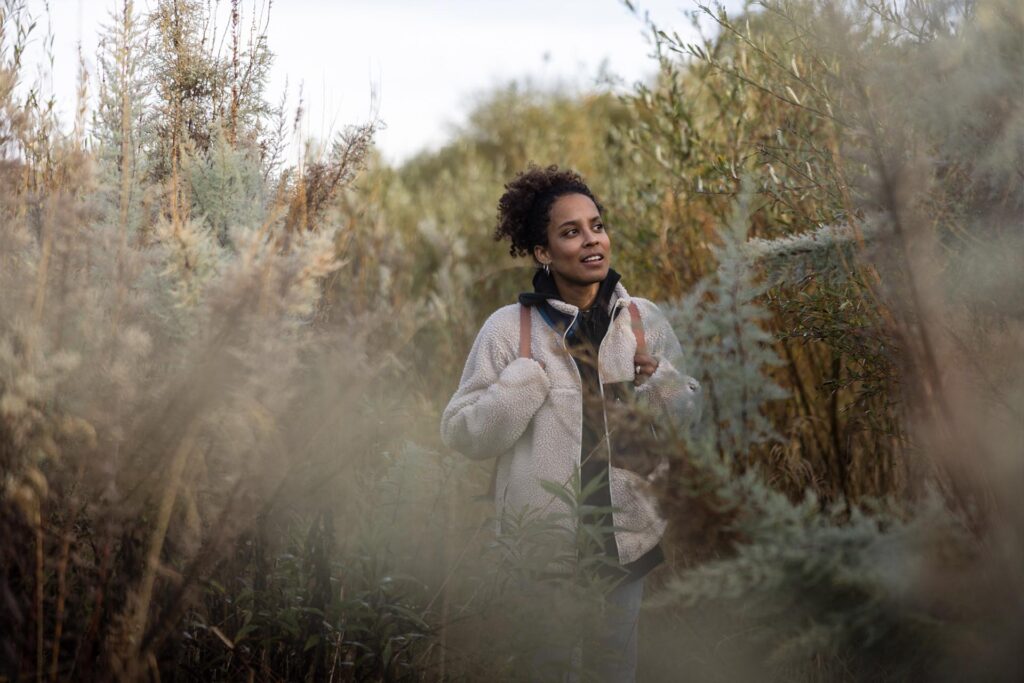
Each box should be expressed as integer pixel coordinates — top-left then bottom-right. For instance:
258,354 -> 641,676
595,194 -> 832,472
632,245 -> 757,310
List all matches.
581,254 -> 604,263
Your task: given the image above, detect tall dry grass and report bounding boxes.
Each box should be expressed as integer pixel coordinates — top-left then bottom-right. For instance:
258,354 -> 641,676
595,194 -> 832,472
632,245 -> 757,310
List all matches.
0,0 -> 1021,681
0,2 -> 451,680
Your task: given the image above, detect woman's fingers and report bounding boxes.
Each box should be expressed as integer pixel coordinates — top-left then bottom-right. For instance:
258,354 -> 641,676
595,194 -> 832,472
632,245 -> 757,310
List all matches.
634,353 -> 659,375
633,353 -> 659,385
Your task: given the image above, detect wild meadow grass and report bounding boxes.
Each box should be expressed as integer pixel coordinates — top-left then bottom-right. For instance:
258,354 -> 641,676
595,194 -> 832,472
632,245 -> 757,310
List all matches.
0,0 -> 1021,680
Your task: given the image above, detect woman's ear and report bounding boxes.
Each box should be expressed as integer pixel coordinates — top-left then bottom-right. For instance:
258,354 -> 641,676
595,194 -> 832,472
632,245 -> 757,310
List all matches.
533,244 -> 550,266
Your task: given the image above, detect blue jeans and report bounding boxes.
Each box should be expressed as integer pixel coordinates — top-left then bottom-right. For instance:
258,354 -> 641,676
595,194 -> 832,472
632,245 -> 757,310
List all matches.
593,577 -> 644,682
529,577 -> 645,683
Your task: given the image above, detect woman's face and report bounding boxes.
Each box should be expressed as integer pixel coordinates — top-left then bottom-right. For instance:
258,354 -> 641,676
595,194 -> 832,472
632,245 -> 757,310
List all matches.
533,193 -> 611,286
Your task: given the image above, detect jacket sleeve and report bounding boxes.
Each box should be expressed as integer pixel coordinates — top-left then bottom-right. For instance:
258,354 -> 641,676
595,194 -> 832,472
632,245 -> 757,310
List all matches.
440,309 -> 551,460
633,299 -> 703,434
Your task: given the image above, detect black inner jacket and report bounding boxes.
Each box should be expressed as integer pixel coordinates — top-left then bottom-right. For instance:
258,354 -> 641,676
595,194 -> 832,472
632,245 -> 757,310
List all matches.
519,268 -> 663,584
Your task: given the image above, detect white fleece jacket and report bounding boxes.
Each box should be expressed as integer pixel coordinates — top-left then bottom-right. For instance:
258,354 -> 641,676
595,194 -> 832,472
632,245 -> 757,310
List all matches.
440,281 -> 701,564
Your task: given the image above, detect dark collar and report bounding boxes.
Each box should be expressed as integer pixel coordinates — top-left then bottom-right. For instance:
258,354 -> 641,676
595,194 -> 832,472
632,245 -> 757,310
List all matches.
518,267 -> 622,313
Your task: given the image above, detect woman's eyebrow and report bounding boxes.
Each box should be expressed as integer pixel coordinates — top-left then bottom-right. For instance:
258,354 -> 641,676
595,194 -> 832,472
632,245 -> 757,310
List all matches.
557,215 -> 602,229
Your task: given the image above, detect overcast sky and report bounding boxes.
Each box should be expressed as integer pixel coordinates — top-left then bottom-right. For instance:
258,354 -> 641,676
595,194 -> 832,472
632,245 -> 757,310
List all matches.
29,0 -> 735,164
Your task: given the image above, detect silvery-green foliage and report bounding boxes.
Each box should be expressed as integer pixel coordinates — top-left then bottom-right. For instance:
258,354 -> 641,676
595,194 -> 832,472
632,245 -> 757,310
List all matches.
93,0 -> 150,237
150,215 -> 227,314
144,0 -> 277,182
144,0 -> 208,179
642,1 -> 1023,678
188,127 -> 266,246
657,484 -> 965,675
744,221 -> 878,288
665,184 -> 788,457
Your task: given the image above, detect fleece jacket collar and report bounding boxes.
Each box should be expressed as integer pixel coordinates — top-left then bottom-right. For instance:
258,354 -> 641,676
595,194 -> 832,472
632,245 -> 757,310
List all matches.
517,268 -> 631,323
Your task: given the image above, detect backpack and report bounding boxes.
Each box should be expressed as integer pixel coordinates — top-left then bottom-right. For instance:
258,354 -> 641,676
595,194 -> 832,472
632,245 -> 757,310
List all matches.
483,301 -> 646,499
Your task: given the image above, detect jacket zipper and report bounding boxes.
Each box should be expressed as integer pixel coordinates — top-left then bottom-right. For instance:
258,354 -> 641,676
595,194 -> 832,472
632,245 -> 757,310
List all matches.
560,299 -> 627,567
595,300 -> 627,463
558,310 -> 582,570
596,300 -> 628,561
562,301 -> 624,460
559,308 -> 583,465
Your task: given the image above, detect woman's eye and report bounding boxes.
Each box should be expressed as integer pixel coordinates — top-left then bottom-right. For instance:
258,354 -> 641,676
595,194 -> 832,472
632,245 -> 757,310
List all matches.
594,223 -> 605,231
564,229 -> 577,237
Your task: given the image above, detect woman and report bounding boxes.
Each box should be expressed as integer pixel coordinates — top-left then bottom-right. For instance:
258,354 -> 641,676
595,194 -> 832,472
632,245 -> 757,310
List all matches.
440,165 -> 701,681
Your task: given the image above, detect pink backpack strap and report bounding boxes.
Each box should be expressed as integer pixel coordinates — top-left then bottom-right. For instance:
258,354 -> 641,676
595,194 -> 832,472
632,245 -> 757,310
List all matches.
519,304 -> 532,358
486,304 -> 531,502
627,301 -> 646,354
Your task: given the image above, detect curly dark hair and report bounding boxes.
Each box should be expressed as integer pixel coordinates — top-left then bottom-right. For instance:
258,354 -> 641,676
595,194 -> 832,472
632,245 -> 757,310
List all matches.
494,164 -> 604,259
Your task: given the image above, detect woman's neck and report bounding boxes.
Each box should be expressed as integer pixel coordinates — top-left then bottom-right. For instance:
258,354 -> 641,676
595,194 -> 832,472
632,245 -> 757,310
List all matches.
552,273 -> 600,311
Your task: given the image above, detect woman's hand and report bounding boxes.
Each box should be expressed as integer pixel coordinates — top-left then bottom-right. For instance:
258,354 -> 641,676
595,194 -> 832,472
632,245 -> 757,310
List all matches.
633,352 -> 659,386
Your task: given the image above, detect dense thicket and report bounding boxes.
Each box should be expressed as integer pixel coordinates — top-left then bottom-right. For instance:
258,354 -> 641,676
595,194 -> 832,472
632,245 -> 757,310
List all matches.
0,0 -> 1021,681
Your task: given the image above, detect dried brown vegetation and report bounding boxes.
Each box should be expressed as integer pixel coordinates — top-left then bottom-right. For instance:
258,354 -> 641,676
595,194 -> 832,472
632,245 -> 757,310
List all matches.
0,0 -> 1021,681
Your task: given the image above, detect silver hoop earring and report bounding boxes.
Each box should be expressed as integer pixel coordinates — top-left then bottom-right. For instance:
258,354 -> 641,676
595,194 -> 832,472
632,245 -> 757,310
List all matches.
543,263 -> 550,275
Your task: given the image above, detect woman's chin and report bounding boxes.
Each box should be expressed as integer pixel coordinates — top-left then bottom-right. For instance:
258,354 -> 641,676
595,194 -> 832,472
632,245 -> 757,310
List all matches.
584,263 -> 611,282
557,263 -> 611,286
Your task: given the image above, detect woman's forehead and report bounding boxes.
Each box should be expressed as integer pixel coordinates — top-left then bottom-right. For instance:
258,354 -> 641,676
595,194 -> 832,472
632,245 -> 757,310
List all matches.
549,193 -> 600,225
